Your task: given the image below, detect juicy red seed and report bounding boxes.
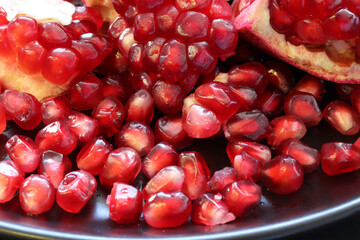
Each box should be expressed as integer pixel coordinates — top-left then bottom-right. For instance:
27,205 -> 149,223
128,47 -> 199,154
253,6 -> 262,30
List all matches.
128,44 -> 144,73
223,110 -> 270,142
38,150 -> 71,189
284,90 -> 323,127
178,151 -> 210,200
38,22 -> 71,49
228,86 -> 258,111
0,104 -> 6,134
142,37 -> 166,71
155,114 -> 193,149
277,139 -> 320,173
68,74 -> 104,111
73,6 -> 104,30
0,7 -> 8,25
102,75 -> 133,104
125,89 -> 154,124
35,121 -> 77,155
222,180 -> 261,217
0,160 -> 24,203
175,0 -> 211,11
19,174 -> 55,215
208,167 -> 238,193
41,95 -> 72,126
108,15 -> 128,39
5,135 -> 40,173
321,142 -> 360,175
71,40 -> 102,72
117,27 -> 135,58
76,137 -> 113,175
143,191 -> 192,228
191,193 -> 236,226
350,86 -> 360,114
309,0 -> 343,19
92,97 -> 125,138
279,0 -> 308,18
156,4 -> 179,33
323,100 -> 360,135
133,13 -> 156,43
131,72 -> 158,91
226,140 -> 272,165
188,41 -> 218,75
261,155 -> 304,194
181,71 -> 199,93
257,86 -> 284,119
175,11 -> 210,43
6,16 -> 38,52
65,20 -> 98,39
296,17 -> 327,45
346,0 -> 360,15
0,26 -> 14,59
265,61 -> 295,94
63,111 -> 99,143
293,74 -> 326,102
41,48 -> 79,85
142,166 -> 185,200
115,121 -> 155,157
137,0 -> 164,11
266,115 -> 307,148
18,41 -> 47,75
100,147 -> 141,188
233,151 -> 263,182
151,80 -> 186,114
210,19 -> 238,60
208,0 -> 233,20
142,142 -> 179,179
106,183 -> 143,224
97,49 -> 128,76
322,9 -> 360,40
337,83 -> 357,101
269,0 -> 295,34
57,170 -> 97,213
125,5 -> 138,26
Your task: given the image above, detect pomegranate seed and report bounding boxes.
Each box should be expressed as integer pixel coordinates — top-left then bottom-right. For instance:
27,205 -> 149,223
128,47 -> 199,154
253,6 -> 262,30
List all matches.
102,75 -> 133,104
63,111 -> 99,143
266,115 -> 307,148
125,89 -> 154,124
223,110 -> 270,142
208,167 -> 238,193
106,183 -> 143,224
154,114 -> 193,149
6,16 -> 38,52
350,86 -> 360,114
228,86 -> 258,111
175,11 -> 210,43
0,104 -> 6,134
284,90 -> 323,127
79,33 -> 113,59
208,0 -> 233,20
5,135 -> 40,173
261,155 -> 304,194
309,0 -> 343,19
293,74 -> 326,102
76,137 -> 113,175
19,174 -> 55,215
222,180 -> 261,217
323,100 -> 360,135
131,72 -> 158,91
175,0 -> 210,11
65,20 -> 98,39
1,90 -> 42,130
115,121 -> 155,157
0,7 -> 8,25
321,142 -> 360,175
257,86 -> 284,119
269,0 -> 296,34
143,191 -> 192,228
41,95 -> 72,126
279,0 -> 308,18
155,4 -> 179,33
18,41 -> 47,75
226,140 -> 272,165
97,49 -> 128,76
277,139 -> 320,173
35,121 -> 77,155
142,142 -> 179,179
117,27 -> 135,58
178,151 -> 210,200
210,19 -> 238,60
191,193 -> 236,225
38,150 -> 71,189
73,6 -> 104,30
133,13 -> 156,43
0,26 -> 14,60
57,170 -> 97,213
337,83 -> 357,102
0,160 -> 24,203
100,147 -> 141,188
265,61 -> 295,94
38,22 -> 71,49
233,151 -> 263,182
323,9 -> 360,40
108,15 -> 128,39
187,41 -> 218,75
70,40 -> 102,72
142,37 -> 166,72
151,80 -> 186,114
296,17 -> 327,45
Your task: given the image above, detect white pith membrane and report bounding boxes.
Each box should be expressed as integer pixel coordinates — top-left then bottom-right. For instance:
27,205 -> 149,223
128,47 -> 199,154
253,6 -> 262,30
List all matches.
231,0 -> 360,83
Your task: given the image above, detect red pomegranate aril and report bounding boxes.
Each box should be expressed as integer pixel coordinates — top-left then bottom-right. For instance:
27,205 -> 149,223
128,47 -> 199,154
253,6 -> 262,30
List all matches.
128,44 -> 144,73
175,0 -> 210,11
175,11 -> 210,43
65,20 -> 98,39
266,115 -> 307,148
102,75 -> 133,104
191,193 -> 235,226
57,170 -> 97,213
71,40 -> 102,72
208,167 -> 238,193
178,151 -> 210,200
115,121 -> 155,157
0,104 -> 6,134
222,180 -> 261,217
293,74 -> 326,102
233,151 -> 263,182
42,48 -> 79,85
309,0 -> 343,19
257,86 -> 284,119
63,111 -> 99,143
142,166 -> 185,200
143,191 -> 192,228
296,17 -> 327,45
38,150 -> 71,189
117,27 -> 135,58
92,97 -> 125,138
72,6 -> 104,30
151,80 -> 186,114
284,90 -> 323,127
1,90 -> 42,130
156,4 -> 179,33
0,160 -> 24,203
226,140 -> 272,165
269,0 -> 295,34
323,100 -> 360,135
277,139 -> 320,173
133,13 -> 156,43
228,86 -> 258,111
131,72 -> 158,92
350,86 -> 360,114
0,7 -> 7,25
96,48 -> 128,76
210,19 -> 238,60
0,25 -> 14,60
223,110 -> 269,142
321,142 -> 360,175
18,41 -> 47,75
79,33 -> 113,58
323,9 -> 360,40
262,155 -> 304,194
106,183 -> 143,224
155,114 -> 193,149
19,174 -> 55,215
5,135 -> 40,173
142,142 -> 179,179
208,0 -> 233,19
41,95 -> 72,126
142,37 -> 166,71
108,15 -> 128,39
279,0 -> 308,18
188,41 -> 218,75
76,137 -> 113,175
100,147 -> 141,188
38,22 -> 71,49
265,61 -> 295,94
35,121 -> 77,155
68,74 -> 104,111
6,16 -> 38,52
125,89 -> 154,124
346,0 -> 360,15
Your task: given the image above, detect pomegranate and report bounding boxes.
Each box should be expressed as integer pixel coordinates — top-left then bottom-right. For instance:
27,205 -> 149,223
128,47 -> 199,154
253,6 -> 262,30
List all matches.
0,160 -> 24,203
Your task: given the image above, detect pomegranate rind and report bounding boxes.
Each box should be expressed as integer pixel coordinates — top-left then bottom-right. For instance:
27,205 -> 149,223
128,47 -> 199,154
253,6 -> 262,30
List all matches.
231,0 -> 360,83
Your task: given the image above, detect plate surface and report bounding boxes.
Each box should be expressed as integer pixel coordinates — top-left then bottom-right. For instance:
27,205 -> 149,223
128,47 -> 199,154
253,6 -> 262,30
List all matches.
0,82 -> 360,240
